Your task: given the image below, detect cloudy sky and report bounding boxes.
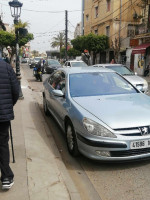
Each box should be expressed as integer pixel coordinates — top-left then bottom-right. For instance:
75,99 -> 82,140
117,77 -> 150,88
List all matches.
1,0 -> 82,53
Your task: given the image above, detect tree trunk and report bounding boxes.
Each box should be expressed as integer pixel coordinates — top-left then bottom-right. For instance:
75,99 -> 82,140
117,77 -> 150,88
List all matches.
93,52 -> 96,65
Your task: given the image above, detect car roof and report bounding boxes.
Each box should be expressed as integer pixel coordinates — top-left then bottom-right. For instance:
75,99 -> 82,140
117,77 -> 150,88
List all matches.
94,64 -> 124,67
58,66 -> 115,74
47,59 -> 59,61
67,60 -> 84,63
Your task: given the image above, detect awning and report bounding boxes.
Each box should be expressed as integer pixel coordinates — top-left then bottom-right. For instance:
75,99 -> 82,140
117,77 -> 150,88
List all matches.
132,43 -> 150,54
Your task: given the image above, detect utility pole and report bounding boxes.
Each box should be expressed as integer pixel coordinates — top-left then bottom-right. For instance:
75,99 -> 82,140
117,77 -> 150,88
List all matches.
119,0 -> 122,62
119,0 -> 122,49
81,0 -> 84,35
65,10 -> 68,61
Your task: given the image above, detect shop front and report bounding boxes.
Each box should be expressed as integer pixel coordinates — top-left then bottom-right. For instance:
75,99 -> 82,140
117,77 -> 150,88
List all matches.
131,43 -> 150,75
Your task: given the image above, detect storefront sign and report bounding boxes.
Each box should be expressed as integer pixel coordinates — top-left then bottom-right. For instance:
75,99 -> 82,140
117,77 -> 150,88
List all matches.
130,39 -> 139,47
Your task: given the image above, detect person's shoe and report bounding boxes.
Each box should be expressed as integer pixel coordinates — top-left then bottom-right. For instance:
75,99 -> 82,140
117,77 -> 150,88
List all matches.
1,178 -> 14,190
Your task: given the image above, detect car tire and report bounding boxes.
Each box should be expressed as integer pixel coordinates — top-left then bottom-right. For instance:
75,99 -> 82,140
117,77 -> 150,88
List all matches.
43,97 -> 49,116
66,121 -> 79,156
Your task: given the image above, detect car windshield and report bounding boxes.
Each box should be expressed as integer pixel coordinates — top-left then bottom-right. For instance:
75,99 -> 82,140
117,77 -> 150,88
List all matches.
71,62 -> 88,67
105,65 -> 134,75
69,72 -> 138,97
48,60 -> 60,65
34,57 -> 41,61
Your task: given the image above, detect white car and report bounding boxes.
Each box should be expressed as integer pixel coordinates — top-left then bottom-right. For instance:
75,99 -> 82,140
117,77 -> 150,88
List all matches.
64,60 -> 88,68
93,64 -> 148,93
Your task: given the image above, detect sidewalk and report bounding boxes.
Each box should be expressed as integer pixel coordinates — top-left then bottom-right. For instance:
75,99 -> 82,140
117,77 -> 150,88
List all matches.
0,69 -> 81,200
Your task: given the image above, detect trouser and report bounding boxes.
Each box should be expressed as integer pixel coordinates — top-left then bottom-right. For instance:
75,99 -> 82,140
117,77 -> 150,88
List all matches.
0,121 -> 14,181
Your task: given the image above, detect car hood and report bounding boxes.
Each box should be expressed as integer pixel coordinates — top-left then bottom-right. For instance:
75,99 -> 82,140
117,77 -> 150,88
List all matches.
123,75 -> 146,86
73,94 -> 150,129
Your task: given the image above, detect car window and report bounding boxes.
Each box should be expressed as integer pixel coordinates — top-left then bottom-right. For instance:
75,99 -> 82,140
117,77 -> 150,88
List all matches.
71,62 -> 88,67
48,60 -> 60,65
34,57 -> 41,61
65,62 -> 68,66
106,65 -> 134,75
49,71 -> 66,92
69,72 -> 138,97
68,62 -> 71,67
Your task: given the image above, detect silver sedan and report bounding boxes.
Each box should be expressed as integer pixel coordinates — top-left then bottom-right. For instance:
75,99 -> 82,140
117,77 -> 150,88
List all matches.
43,67 -> 150,161
93,64 -> 148,93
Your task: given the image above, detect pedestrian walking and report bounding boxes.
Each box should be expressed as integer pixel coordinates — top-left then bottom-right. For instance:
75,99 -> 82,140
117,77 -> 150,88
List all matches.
0,58 -> 19,190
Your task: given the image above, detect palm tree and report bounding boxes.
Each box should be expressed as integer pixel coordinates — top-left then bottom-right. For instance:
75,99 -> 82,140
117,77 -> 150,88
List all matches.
51,32 -> 65,54
14,20 -> 29,29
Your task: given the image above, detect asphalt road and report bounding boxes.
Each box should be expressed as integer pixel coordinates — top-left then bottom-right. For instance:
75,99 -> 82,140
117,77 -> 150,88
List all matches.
22,63 -> 150,200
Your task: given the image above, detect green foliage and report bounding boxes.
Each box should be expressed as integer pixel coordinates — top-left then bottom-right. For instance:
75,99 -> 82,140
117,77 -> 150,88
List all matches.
60,47 -> 81,59
51,32 -> 65,50
71,33 -> 109,54
67,48 -> 81,57
14,20 -> 29,29
19,33 -> 34,47
0,30 -> 34,49
60,48 -> 65,58
0,30 -> 15,47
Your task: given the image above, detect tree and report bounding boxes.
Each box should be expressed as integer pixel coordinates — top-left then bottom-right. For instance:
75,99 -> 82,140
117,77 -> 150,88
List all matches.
111,38 -> 120,63
14,20 -> 29,29
67,48 -> 81,58
51,32 -> 65,49
0,20 -> 33,64
51,32 -> 65,58
71,33 -> 109,64
31,50 -> 39,57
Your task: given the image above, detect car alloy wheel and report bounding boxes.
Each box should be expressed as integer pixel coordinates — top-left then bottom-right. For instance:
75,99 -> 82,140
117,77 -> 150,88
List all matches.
66,121 -> 79,156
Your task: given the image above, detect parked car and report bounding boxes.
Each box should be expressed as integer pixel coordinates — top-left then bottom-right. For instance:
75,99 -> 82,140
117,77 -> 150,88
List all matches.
43,67 -> 150,161
28,58 -> 35,68
44,59 -> 61,74
21,58 -> 27,63
64,60 -> 88,68
34,57 -> 43,64
93,64 -> 148,93
25,58 -> 29,63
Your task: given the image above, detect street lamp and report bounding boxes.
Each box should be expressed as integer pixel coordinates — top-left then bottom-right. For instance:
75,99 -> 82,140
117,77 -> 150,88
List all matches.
9,0 -> 24,99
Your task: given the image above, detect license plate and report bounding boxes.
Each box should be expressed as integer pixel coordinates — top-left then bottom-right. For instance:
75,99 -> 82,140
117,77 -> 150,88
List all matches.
130,140 -> 150,149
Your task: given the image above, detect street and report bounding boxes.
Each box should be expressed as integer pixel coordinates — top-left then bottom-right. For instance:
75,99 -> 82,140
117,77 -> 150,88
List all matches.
22,63 -> 150,200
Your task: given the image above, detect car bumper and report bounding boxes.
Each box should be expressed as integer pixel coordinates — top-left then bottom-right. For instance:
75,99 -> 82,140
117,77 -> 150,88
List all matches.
77,133 -> 150,161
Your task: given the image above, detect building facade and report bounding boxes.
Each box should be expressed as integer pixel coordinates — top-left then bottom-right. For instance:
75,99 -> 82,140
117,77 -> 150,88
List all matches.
83,0 -> 150,73
74,22 -> 82,38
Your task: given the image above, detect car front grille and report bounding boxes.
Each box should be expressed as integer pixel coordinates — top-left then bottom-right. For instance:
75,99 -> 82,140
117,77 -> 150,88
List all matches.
114,126 -> 150,137
111,148 -> 150,157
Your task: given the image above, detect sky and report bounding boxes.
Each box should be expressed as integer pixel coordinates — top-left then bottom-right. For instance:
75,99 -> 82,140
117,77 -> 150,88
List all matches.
0,0 -> 82,53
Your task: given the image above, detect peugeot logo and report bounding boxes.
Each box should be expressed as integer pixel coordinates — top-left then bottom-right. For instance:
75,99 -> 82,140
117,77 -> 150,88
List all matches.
139,127 -> 150,136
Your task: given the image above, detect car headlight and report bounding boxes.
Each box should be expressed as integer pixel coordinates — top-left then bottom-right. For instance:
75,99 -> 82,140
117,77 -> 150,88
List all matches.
83,118 -> 117,138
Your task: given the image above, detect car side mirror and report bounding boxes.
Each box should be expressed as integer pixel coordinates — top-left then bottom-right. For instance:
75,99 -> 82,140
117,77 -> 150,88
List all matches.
134,72 -> 137,76
52,89 -> 64,97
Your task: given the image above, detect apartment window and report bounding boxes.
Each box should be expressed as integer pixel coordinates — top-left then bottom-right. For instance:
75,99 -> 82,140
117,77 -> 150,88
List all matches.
127,25 -> 135,38
106,0 -> 111,12
106,26 -> 110,37
95,29 -> 98,35
95,6 -> 98,18
86,14 -> 89,21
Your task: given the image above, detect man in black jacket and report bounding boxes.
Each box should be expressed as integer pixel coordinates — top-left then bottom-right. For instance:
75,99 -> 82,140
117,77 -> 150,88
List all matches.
0,59 -> 19,190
